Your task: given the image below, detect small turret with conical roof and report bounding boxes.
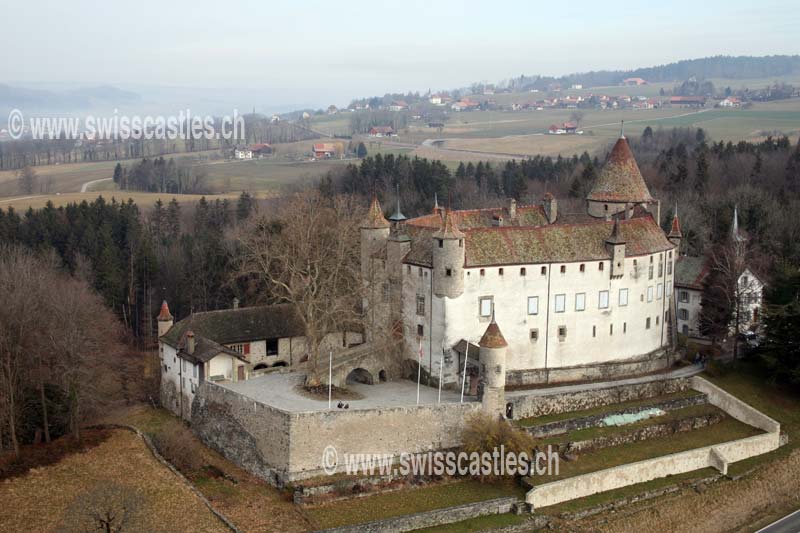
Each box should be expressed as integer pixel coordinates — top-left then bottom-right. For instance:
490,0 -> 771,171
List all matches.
432,208 -> 465,298
668,204 -> 682,252
157,300 -> 174,338
587,129 -> 654,218
479,314 -> 508,416
360,196 -> 391,283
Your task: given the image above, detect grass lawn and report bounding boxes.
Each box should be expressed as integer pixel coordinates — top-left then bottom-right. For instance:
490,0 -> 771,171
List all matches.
413,512 -> 531,532
515,388 -> 703,427
304,479 -> 525,529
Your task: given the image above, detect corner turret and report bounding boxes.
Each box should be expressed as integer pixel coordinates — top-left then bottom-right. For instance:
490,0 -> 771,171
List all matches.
432,208 -> 465,298
479,316 -> 507,416
668,205 -> 682,252
157,300 -> 174,338
360,196 -> 390,281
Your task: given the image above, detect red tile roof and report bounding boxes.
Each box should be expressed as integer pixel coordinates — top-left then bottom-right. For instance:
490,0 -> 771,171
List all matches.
157,300 -> 173,321
433,208 -> 464,239
587,136 -> 654,204
669,214 -> 682,239
479,320 -> 508,348
363,196 -> 390,229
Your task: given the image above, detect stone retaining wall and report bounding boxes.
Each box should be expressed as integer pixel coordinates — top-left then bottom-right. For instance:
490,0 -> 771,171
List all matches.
525,393 -> 707,438
509,377 -> 690,420
506,349 -> 671,387
314,497 -> 520,533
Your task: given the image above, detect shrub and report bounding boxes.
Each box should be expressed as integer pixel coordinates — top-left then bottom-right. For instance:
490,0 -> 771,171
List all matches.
151,425 -> 203,473
460,412 -> 537,482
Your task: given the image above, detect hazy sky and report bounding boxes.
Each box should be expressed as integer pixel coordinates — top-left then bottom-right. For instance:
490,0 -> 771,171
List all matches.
3,0 -> 798,109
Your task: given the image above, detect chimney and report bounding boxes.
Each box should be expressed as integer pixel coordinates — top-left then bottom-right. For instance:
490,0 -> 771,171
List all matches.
186,331 -> 196,355
543,193 -> 557,224
233,297 -> 240,309
508,198 -> 517,220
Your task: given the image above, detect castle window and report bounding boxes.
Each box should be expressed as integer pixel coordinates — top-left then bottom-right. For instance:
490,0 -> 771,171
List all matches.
560,265 -> 566,274
575,292 -> 586,311
646,317 -> 651,329
554,294 -> 566,313
480,269 -> 485,276
679,308 -> 689,320
530,329 -> 539,341
658,258 -> 664,277
446,268 -> 452,277
619,288 -> 629,306
648,266 -> 654,281
604,204 -> 609,211
657,283 -> 663,300
598,290 -> 609,309
193,365 -> 197,378
647,286 -> 654,302
599,262 -> 604,271
520,267 -> 526,276
437,239 -> 443,248
417,324 -> 424,337
624,322 -> 627,333
416,295 -> 425,316
558,326 -> 567,340
679,290 -> 690,303
610,324 -> 614,335
499,268 -> 504,276
479,297 -> 493,317
669,251 -> 673,259
667,281 -> 672,296
541,266 -> 547,275
592,325 -> 596,338
580,264 -> 585,272
668,260 -> 673,275
459,239 -> 463,248
419,268 -> 423,277
656,315 -> 660,325
527,296 -> 539,315
407,265 -> 411,274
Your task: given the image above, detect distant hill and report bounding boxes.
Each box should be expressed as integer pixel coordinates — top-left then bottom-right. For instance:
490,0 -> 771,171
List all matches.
512,55 -> 800,91
0,84 -> 140,112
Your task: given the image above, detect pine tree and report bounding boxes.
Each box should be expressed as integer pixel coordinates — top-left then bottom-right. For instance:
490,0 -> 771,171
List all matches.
695,149 -> 709,194
356,142 -> 368,159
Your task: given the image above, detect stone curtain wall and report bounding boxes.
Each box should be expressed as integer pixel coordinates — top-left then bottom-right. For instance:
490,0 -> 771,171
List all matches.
509,377 -> 690,420
191,382 -> 292,486
287,402 -> 481,481
690,376 -> 780,433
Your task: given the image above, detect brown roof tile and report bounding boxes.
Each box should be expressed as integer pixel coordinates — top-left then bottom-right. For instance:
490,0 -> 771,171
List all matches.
363,196 -> 390,229
587,137 -> 654,203
479,320 -> 508,348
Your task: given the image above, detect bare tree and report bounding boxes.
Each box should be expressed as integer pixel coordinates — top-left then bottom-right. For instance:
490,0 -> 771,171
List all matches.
17,165 -> 38,195
61,481 -> 145,533
235,192 -> 365,385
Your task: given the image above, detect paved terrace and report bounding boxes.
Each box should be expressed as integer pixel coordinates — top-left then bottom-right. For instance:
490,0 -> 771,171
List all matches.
217,372 -> 471,413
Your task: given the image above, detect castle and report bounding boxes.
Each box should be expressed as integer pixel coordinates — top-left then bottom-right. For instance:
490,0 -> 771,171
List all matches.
361,134 -> 682,391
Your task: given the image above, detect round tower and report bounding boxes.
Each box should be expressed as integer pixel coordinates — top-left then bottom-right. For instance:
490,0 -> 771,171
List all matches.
432,208 -> 465,299
587,134 -> 654,218
479,317 -> 508,416
668,206 -> 682,253
157,300 -> 174,338
360,196 -> 390,281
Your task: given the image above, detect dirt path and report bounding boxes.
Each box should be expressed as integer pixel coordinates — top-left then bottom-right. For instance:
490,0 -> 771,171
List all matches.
564,448 -> 800,533
80,177 -> 113,192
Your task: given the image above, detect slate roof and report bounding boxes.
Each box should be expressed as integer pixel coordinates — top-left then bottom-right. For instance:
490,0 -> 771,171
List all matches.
674,256 -> 709,290
161,304 -> 305,348
587,136 -> 654,203
177,335 -> 247,365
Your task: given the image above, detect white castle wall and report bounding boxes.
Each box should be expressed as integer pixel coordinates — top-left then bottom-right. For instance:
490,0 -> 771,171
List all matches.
403,250 -> 676,385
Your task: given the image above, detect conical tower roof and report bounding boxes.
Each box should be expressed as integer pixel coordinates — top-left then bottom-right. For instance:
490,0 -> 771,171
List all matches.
433,208 -> 465,239
362,196 -> 389,229
668,213 -> 682,239
479,317 -> 508,348
588,136 -> 654,204
157,300 -> 173,321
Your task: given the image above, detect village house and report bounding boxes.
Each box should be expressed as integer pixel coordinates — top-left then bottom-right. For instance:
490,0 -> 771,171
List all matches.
719,96 -> 742,108
249,143 -> 272,158
388,100 -> 408,111
451,99 -> 480,112
548,122 -> 579,134
368,126 -> 396,137
622,77 -> 648,86
670,96 -> 707,108
311,142 -> 342,159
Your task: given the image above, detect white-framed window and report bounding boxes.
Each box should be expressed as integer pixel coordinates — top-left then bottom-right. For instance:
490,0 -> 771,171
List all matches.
598,290 -> 609,309
479,297 -> 493,317
575,293 -> 586,311
647,286 -> 654,302
619,288 -> 629,306
416,295 -> 425,316
192,365 -> 197,378
527,296 -> 539,315
679,290 -> 690,303
657,283 -> 663,299
667,260 -> 673,275
554,294 -> 566,313
648,265 -> 654,280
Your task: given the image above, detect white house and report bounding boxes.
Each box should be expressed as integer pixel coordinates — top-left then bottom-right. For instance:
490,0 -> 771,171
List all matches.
157,301 -> 363,420
361,134 -> 679,387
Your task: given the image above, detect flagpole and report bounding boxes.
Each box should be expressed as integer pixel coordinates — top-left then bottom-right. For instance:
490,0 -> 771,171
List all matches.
328,350 -> 333,409
460,341 -> 470,403
417,339 -> 422,405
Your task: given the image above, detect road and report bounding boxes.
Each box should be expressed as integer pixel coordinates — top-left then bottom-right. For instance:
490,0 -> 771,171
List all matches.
80,177 -> 113,192
756,509 -> 800,533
